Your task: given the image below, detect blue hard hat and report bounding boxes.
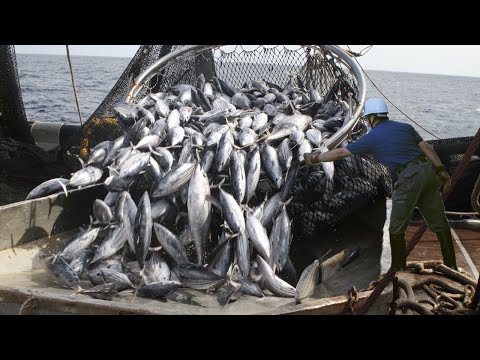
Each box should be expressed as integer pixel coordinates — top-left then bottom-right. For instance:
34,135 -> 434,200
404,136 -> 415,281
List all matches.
363,97 -> 388,117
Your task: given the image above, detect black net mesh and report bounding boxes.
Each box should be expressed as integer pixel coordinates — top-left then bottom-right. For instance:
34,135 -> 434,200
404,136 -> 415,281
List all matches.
427,136 -> 480,212
0,46 -> 68,205
0,45 -> 33,144
289,152 -> 393,239
128,45 -> 359,106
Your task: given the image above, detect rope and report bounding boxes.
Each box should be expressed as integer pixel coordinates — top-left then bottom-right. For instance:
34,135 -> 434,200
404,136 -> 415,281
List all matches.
346,45 -> 440,140
444,211 -> 480,216
471,171 -> 480,212
354,127 -> 480,314
66,45 -> 83,126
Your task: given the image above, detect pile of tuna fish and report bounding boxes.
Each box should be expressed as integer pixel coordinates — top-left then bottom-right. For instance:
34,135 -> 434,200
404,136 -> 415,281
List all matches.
30,73 -> 353,306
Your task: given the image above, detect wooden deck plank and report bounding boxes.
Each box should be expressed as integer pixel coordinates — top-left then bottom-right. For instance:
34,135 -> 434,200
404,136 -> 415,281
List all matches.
406,225 -> 480,276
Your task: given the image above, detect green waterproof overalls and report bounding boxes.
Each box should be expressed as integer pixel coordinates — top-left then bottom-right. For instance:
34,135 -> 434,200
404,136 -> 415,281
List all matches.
389,156 -> 457,270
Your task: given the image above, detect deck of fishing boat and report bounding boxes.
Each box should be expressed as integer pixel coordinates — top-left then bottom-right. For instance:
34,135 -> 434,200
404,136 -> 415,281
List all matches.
407,225 -> 480,281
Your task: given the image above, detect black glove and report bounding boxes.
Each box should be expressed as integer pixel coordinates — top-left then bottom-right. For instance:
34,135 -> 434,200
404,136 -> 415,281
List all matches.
437,169 -> 451,193
304,153 -> 316,166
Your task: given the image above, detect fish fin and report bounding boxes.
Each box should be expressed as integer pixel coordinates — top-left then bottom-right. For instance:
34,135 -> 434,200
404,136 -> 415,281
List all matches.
240,204 -> 253,214
107,165 -> 119,176
122,215 -> 135,254
56,179 -> 69,198
192,144 -> 204,151
132,285 -> 141,303
279,197 -> 293,207
205,195 -> 222,214
148,246 -> 163,252
227,232 -> 240,239
77,155 -> 85,169
210,178 -> 226,189
148,144 -> 162,157
175,212 -> 188,225
73,285 -> 84,294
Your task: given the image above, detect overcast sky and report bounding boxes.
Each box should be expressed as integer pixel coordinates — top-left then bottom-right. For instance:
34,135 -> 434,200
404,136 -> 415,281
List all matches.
14,45 -> 480,78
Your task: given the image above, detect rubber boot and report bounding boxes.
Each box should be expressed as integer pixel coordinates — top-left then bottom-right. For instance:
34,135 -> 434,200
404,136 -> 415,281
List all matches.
435,230 -> 458,270
389,233 -> 407,272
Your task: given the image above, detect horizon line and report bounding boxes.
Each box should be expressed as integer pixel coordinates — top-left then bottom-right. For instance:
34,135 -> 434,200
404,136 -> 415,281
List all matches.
14,52 -> 480,79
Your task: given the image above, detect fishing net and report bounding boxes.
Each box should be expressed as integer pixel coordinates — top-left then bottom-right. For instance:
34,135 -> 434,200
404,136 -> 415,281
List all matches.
0,45 -> 33,143
69,45 -> 392,240
425,136 -> 480,212
0,46 -> 65,205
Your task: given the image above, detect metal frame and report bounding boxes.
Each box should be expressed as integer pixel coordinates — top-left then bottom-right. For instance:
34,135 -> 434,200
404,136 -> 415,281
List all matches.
126,45 -> 366,150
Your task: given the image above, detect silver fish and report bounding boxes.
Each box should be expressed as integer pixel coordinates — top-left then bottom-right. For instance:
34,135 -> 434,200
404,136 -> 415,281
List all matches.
278,138 -> 292,169
238,128 -> 257,148
237,277 -> 264,297
319,144 -> 335,181
69,166 -> 103,188
44,255 -> 80,289
289,130 -> 305,145
26,178 -> 69,200
229,149 -> 246,203
295,260 -> 320,303
218,187 -> 245,235
154,98 -> 171,118
179,106 -> 193,123
260,144 -> 283,189
152,162 -> 196,198
90,225 -> 128,265
134,191 -> 153,271
152,147 -> 174,172
200,146 -> 216,173
238,115 -> 253,129
138,281 -> 181,299
60,227 -> 101,261
103,136 -> 125,167
168,126 -> 185,146
100,267 -> 135,291
93,199 -> 113,224
143,253 -> 171,284
297,138 -> 312,161
256,255 -> 295,297
246,213 -> 271,260
188,164 -> 212,264
245,147 -> 261,203
153,222 -> 189,264
118,152 -> 150,179
207,237 -> 234,278
151,199 -> 175,223
215,130 -> 234,173
134,134 -> 161,151
306,128 -> 322,147
251,112 -> 268,131
271,207 -> 291,271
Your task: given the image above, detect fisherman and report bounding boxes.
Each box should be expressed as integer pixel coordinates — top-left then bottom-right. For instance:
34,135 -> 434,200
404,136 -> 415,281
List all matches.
304,97 -> 457,271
